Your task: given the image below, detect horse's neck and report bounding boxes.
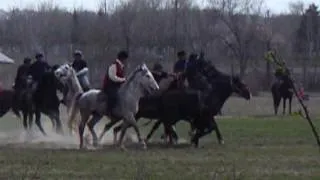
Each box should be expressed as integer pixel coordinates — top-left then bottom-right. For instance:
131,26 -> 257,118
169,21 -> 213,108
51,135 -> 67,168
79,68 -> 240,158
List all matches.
119,79 -> 144,103
68,71 -> 83,94
207,85 -> 232,114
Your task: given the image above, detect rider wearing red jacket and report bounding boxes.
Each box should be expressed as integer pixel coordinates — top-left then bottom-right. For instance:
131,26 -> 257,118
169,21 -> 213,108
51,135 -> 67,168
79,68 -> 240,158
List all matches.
102,51 -> 128,115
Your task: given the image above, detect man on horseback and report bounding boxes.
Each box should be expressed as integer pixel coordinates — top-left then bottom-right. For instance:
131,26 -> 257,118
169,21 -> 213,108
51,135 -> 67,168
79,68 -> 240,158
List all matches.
72,50 -> 91,92
173,50 -> 188,88
152,63 -> 168,83
13,57 -> 32,107
28,53 -> 51,92
102,50 -> 128,116
13,57 -> 32,91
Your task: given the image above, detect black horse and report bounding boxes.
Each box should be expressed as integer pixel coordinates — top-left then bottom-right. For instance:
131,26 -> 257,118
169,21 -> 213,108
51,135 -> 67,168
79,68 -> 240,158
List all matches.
0,65 -> 64,135
31,65 -> 64,135
271,76 -> 293,115
105,59 -> 251,147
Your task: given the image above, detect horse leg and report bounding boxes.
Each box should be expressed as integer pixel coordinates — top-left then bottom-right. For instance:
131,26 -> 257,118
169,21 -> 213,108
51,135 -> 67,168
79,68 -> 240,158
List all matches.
98,119 -> 119,144
145,120 -> 162,142
282,98 -> 286,115
119,115 -> 146,150
87,114 -> 103,147
48,111 -> 63,135
78,112 -> 90,149
113,123 -> 123,145
212,118 -> 223,144
22,111 -> 28,131
289,96 -> 292,115
35,110 -> 46,136
273,95 -> 280,115
68,104 -> 79,136
27,112 -> 33,130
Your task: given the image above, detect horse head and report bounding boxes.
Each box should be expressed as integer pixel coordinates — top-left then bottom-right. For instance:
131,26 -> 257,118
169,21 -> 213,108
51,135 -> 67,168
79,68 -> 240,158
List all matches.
54,63 -> 74,84
230,75 -> 251,100
126,63 -> 159,95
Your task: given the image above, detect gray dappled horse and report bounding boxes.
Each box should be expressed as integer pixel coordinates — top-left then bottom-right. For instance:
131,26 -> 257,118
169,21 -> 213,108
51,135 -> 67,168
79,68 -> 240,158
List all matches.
68,63 -> 159,150
54,63 -> 84,134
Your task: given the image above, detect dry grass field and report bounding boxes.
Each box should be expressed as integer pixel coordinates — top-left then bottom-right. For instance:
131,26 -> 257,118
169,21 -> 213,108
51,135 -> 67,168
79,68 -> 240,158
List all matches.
0,93 -> 319,179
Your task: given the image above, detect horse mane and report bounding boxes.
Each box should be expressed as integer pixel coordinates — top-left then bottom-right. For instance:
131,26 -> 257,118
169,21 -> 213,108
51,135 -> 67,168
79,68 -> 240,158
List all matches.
196,60 -> 232,85
121,65 -> 143,89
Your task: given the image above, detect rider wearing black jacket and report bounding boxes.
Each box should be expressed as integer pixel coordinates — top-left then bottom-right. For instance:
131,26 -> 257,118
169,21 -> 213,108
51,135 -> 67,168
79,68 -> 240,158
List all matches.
28,53 -> 50,90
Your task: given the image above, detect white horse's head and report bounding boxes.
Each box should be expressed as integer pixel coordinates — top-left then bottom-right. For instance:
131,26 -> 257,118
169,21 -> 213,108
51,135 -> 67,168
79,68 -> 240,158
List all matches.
129,63 -> 159,94
54,63 -> 74,83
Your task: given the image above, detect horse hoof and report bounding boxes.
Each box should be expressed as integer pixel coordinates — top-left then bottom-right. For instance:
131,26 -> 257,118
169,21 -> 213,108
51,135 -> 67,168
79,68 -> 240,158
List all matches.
141,142 -> 147,150
119,145 -> 127,151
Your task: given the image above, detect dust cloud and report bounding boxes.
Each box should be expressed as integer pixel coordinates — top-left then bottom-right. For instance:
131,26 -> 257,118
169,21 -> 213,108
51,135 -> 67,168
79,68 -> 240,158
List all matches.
0,119 -> 138,150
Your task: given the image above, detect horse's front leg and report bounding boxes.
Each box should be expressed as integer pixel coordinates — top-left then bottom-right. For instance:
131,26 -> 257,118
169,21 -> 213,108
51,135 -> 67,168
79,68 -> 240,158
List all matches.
289,96 -> 292,115
35,110 -> 46,136
145,120 -> 162,142
212,118 -> 223,144
119,114 -> 146,150
283,98 -> 286,115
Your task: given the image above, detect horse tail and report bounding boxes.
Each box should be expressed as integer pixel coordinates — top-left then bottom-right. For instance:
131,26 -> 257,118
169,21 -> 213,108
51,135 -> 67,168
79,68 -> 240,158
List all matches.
68,92 -> 83,134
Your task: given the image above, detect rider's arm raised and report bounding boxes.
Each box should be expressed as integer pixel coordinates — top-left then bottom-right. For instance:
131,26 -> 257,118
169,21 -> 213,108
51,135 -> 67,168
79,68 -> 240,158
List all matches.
108,64 -> 125,82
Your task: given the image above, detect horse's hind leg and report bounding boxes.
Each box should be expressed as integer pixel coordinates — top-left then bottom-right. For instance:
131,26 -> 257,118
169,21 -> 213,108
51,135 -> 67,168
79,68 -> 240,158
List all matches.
87,114 -> 103,147
289,96 -> 292,114
98,119 -> 119,144
145,120 -> 162,142
48,111 -> 63,135
272,94 -> 280,115
35,111 -> 46,136
78,111 -> 90,149
28,112 -> 33,130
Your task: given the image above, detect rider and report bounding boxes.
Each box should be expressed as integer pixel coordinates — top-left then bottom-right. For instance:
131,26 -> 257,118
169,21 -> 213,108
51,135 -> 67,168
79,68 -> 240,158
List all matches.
102,50 -> 128,116
71,50 -> 90,91
28,53 -> 51,92
173,50 -> 188,88
152,62 -> 168,83
14,57 -> 32,91
274,66 -> 289,84
13,57 -> 32,105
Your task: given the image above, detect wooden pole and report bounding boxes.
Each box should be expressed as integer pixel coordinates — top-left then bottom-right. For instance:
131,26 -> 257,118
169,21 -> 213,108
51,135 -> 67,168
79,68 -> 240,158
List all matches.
267,51 -> 320,149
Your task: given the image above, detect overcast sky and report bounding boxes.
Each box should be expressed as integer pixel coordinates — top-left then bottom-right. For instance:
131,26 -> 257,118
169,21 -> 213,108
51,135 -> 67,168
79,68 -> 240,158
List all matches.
0,0 -> 319,13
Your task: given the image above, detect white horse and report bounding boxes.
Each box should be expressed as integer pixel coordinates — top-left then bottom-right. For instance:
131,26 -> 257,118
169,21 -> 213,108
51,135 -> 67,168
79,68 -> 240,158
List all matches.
54,63 -> 83,134
68,63 -> 159,150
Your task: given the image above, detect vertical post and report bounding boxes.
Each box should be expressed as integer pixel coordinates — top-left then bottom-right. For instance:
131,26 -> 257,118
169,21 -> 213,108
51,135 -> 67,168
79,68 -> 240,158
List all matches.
265,10 -> 271,89
173,0 -> 178,58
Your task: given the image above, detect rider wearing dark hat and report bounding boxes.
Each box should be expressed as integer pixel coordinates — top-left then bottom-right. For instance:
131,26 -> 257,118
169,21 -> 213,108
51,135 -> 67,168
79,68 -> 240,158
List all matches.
28,52 -> 50,91
71,50 -> 90,91
152,62 -> 168,83
102,50 -> 128,116
173,50 -> 187,74
14,57 -> 32,90
13,57 -> 32,104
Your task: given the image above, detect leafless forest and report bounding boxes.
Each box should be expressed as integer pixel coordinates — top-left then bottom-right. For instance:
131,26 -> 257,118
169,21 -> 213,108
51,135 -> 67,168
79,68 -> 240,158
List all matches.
0,0 -> 319,93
